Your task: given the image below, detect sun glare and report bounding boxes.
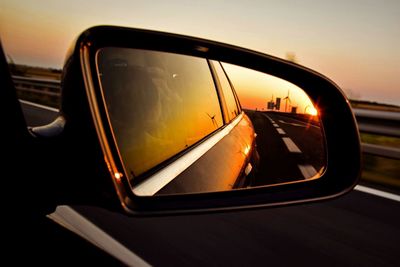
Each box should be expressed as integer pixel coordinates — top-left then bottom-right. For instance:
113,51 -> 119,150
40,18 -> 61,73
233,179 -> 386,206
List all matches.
308,107 -> 318,116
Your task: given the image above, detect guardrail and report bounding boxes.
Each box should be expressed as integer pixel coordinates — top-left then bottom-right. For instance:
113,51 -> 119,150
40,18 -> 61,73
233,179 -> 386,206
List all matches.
353,108 -> 400,160
13,75 -> 61,97
353,108 -> 400,138
13,76 -> 400,160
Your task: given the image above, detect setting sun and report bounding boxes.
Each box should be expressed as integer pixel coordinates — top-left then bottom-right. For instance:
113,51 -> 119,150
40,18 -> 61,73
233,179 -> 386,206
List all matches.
307,107 -> 318,116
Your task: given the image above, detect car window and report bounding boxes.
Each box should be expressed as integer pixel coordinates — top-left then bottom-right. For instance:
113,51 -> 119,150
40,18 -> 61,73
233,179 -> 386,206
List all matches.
97,48 -> 223,183
211,60 -> 240,122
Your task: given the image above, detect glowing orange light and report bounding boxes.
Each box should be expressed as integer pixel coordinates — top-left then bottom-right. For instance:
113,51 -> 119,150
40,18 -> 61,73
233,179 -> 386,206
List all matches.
244,145 -> 251,155
308,107 -> 318,116
114,172 -> 123,181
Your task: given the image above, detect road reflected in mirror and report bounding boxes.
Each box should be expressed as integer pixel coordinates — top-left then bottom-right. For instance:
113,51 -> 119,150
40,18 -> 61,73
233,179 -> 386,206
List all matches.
96,48 -> 326,196
223,63 -> 325,186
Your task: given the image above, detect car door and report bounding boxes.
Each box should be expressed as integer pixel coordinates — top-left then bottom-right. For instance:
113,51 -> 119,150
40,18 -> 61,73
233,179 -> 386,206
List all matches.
96,48 -> 256,195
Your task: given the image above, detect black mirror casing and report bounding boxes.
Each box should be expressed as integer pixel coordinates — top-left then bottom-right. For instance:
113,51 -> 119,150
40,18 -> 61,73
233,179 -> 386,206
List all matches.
55,26 -> 361,215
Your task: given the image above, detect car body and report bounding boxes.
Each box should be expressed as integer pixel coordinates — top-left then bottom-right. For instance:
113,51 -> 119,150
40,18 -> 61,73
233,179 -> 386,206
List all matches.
96,48 -> 259,195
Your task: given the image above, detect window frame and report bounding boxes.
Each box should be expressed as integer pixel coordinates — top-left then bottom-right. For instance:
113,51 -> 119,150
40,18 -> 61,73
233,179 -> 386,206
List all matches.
218,61 -> 242,114
209,60 -> 241,123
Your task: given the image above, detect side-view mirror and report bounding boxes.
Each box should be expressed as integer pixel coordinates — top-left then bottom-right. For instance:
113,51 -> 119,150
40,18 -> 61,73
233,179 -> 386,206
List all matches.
33,26 -> 361,214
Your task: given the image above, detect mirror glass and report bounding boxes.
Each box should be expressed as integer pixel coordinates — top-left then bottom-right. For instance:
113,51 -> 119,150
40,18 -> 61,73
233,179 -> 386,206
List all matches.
96,47 -> 326,196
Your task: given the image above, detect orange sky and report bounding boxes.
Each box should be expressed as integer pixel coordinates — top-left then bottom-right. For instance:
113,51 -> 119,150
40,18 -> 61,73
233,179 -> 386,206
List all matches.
1,0 -> 399,105
223,63 -> 316,114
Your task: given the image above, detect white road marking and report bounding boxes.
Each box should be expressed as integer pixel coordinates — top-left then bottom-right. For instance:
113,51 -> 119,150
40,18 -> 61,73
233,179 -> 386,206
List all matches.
279,120 -> 304,127
282,137 -> 302,153
273,123 -> 279,128
48,206 -> 152,267
276,128 -> 286,135
260,114 -> 399,202
279,118 -> 320,129
19,99 -> 59,113
355,185 -> 400,202
298,164 -> 317,179
262,113 -> 275,124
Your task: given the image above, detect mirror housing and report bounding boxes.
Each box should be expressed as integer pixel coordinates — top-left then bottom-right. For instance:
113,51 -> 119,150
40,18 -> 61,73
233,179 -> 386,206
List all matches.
55,26 -> 360,215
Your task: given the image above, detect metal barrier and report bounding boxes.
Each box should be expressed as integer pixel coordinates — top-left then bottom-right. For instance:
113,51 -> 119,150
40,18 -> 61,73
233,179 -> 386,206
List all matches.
13,76 -> 400,160
353,108 -> 400,138
353,108 -> 400,160
13,75 -> 61,97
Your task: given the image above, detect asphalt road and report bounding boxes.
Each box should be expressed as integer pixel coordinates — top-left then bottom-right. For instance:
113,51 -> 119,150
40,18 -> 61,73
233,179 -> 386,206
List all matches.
245,110 -> 325,186
20,100 -> 59,126
20,101 -> 400,267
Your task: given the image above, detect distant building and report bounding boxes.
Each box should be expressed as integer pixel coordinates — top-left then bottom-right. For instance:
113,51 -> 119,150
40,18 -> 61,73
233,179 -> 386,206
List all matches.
291,107 -> 297,114
275,98 -> 281,111
267,101 -> 274,110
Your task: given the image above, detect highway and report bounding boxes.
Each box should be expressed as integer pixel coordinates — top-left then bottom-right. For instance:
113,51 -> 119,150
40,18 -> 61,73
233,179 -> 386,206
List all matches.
21,101 -> 400,266
245,110 -> 325,186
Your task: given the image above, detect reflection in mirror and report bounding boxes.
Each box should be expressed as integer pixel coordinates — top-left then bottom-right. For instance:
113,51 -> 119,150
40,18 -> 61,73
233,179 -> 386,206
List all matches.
222,63 -> 325,186
96,48 -> 326,196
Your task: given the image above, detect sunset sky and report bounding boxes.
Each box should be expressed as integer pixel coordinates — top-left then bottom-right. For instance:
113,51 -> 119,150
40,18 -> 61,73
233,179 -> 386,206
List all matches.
1,0 -> 399,105
223,63 -> 316,113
